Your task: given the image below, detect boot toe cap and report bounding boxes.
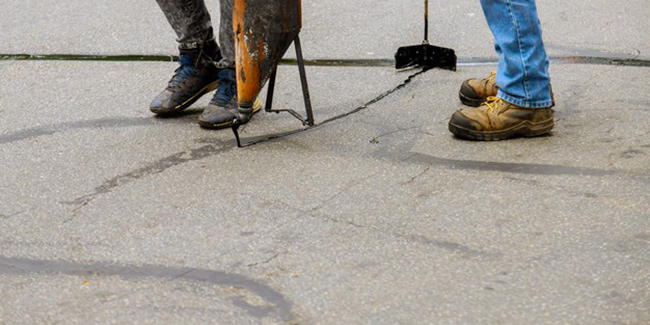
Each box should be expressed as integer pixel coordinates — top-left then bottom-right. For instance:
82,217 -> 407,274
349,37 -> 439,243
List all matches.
198,105 -> 236,128
449,110 -> 475,129
459,80 -> 479,99
150,90 -> 177,114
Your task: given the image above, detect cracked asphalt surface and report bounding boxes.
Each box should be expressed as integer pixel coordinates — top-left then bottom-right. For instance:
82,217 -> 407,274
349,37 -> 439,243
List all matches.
1,0 -> 649,324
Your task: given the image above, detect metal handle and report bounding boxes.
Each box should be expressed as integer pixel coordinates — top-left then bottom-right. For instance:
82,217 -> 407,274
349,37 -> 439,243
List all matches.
424,0 -> 429,43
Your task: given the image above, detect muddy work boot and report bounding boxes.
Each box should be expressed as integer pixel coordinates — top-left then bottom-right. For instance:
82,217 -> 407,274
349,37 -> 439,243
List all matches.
459,71 -> 499,107
448,97 -> 554,141
198,69 -> 261,129
150,42 -> 221,115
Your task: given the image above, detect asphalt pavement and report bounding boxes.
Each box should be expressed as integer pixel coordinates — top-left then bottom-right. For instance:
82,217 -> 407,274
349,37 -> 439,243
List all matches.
0,0 -> 648,324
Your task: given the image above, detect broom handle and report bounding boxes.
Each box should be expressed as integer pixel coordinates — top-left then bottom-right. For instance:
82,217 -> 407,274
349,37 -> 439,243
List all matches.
424,0 -> 429,43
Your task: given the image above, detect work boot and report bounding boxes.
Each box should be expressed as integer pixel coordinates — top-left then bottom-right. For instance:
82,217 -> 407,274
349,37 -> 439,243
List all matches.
150,42 -> 221,115
198,68 -> 262,129
459,71 -> 498,107
448,96 -> 554,141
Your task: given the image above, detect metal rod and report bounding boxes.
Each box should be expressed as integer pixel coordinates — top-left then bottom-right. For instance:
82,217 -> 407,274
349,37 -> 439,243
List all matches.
294,35 -> 314,126
231,120 -> 242,147
424,0 -> 429,43
270,109 -> 305,122
265,68 -> 277,112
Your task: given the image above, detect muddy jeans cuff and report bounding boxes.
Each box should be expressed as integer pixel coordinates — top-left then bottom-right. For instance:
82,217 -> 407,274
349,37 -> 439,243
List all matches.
178,39 -> 217,51
216,59 -> 235,69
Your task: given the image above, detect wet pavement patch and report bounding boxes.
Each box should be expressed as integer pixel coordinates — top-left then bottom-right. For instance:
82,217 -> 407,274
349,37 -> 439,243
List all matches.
0,256 -> 301,323
405,152 -> 648,178
0,117 -> 194,145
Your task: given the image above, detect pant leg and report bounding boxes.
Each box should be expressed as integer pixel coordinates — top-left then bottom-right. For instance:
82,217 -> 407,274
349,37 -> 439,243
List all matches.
216,0 -> 236,69
480,0 -> 553,108
155,0 -> 216,50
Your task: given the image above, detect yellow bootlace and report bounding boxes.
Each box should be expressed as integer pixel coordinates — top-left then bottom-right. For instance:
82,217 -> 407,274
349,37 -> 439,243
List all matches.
484,96 -> 504,112
482,71 -> 497,94
487,71 -> 496,83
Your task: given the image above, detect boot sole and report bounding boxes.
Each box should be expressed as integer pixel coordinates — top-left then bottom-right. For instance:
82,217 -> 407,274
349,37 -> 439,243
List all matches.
198,99 -> 263,130
151,80 -> 220,115
449,118 -> 555,141
459,91 -> 486,107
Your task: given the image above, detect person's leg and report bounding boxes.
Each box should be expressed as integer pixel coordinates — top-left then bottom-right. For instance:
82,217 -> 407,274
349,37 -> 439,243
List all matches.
482,0 -> 552,108
198,0 -> 262,129
150,0 -> 221,115
448,0 -> 555,140
215,0 -> 235,69
155,0 -> 215,53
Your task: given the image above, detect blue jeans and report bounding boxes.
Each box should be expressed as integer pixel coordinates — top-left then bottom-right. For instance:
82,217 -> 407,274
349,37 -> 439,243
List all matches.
480,0 -> 553,108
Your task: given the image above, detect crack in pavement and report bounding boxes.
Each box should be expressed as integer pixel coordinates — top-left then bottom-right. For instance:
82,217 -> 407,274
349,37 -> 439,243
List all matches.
309,170 -> 383,213
0,212 -> 23,220
246,252 -> 284,268
3,53 -> 650,67
236,68 -> 429,147
370,126 -> 424,144
0,256 -> 303,324
403,165 -> 432,184
62,141 -> 235,222
309,210 -> 500,260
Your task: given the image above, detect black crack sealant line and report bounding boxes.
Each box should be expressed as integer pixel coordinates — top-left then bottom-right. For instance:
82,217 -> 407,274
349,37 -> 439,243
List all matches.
3,53 -> 650,67
230,68 -> 430,147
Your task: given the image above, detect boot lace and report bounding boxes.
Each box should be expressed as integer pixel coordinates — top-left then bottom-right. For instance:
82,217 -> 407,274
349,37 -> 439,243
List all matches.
487,71 -> 496,82
484,96 -> 505,112
483,71 -> 496,89
168,55 -> 197,90
214,78 -> 237,107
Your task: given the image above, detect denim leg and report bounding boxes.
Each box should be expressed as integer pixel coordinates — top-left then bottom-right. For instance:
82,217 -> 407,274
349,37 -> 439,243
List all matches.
155,0 -> 215,50
480,0 -> 553,108
155,0 -> 235,68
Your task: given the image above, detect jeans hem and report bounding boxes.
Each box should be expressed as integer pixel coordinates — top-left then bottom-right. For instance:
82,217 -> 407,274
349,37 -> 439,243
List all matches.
216,59 -> 235,69
178,38 -> 217,50
497,90 -> 553,108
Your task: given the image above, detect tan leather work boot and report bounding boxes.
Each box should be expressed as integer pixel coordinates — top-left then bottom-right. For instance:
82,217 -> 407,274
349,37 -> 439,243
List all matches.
459,71 -> 499,107
449,97 -> 554,141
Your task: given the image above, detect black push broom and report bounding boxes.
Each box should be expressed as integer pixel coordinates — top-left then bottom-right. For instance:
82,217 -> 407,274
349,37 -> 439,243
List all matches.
395,0 -> 457,71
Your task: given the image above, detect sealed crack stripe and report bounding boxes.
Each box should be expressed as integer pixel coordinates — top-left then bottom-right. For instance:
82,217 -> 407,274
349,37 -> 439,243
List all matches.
1,53 -> 649,67
0,256 -> 305,324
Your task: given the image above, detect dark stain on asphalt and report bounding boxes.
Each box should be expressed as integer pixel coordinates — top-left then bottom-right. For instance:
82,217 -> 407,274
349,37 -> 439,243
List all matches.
397,233 -> 501,259
634,232 -> 650,242
232,298 -> 275,318
612,99 -> 650,107
0,256 -> 301,323
620,149 -> 645,159
64,142 -> 234,209
0,117 -> 196,145
405,152 -> 639,177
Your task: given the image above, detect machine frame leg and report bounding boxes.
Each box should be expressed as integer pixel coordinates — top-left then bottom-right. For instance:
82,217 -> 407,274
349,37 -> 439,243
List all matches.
263,35 -> 314,126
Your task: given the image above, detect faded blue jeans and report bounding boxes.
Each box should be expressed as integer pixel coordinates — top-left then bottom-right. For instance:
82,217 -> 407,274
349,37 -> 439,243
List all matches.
156,0 -> 235,68
481,0 -> 553,108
